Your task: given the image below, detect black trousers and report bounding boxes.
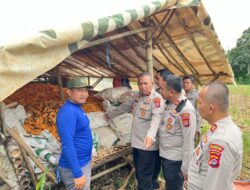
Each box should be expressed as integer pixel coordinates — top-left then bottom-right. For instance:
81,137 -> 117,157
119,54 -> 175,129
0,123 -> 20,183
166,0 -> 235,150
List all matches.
133,148 -> 158,190
153,150 -> 161,183
161,157 -> 184,190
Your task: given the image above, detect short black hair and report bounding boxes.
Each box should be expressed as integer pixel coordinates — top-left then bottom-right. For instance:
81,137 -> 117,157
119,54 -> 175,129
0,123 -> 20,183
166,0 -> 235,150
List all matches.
165,75 -> 182,93
157,69 -> 171,79
182,75 -> 195,84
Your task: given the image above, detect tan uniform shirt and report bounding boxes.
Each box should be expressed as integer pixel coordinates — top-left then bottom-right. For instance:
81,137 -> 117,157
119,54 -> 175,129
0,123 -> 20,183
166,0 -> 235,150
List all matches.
159,95 -> 196,175
107,90 -> 164,150
188,116 -> 243,190
186,89 -> 202,132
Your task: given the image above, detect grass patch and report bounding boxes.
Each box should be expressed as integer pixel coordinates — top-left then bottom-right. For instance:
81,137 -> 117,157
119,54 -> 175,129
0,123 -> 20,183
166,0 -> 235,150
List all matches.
228,85 -> 250,96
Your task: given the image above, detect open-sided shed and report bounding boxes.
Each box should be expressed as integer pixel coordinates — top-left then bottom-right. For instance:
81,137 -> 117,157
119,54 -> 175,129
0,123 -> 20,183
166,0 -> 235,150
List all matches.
0,0 -> 234,102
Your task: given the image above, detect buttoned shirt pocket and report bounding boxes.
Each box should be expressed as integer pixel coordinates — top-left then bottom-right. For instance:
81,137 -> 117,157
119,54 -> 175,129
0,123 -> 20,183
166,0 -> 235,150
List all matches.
138,103 -> 151,120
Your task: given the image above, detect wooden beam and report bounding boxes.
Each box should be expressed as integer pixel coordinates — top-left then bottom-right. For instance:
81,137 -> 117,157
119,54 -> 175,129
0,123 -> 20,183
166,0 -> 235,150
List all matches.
64,59 -> 104,77
145,18 -> 154,80
131,33 -> 172,75
94,46 -> 138,76
80,27 -> 150,50
152,17 -> 202,84
92,78 -> 103,89
84,49 -> 128,77
91,162 -> 128,181
117,28 -> 158,72
153,9 -> 176,47
155,42 -> 186,74
108,42 -> 145,73
175,11 -> 216,74
6,128 -> 56,182
144,10 -> 171,48
73,54 -> 116,77
67,56 -> 110,77
56,67 -> 65,102
60,64 -> 91,77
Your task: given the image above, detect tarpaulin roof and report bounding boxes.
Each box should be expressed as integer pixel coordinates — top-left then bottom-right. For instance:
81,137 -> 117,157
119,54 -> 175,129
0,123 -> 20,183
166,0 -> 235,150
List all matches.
0,0 -> 235,101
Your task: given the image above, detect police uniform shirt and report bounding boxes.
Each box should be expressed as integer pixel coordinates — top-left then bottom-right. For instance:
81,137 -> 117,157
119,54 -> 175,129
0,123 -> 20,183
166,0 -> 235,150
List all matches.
186,89 -> 202,132
107,89 -> 164,150
159,94 -> 196,175
188,116 -> 243,190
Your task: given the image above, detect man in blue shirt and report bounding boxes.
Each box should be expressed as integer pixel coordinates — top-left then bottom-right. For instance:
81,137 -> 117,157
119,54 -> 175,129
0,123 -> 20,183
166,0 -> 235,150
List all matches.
57,77 -> 93,190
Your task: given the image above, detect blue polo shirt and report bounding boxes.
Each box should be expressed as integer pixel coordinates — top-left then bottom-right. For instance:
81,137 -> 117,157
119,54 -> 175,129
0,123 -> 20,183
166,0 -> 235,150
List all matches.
56,100 -> 92,178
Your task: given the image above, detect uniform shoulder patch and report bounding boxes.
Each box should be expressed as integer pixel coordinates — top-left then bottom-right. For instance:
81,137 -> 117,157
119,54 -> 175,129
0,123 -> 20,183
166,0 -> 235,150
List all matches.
210,124 -> 218,133
180,113 -> 190,128
208,143 -> 224,168
153,97 -> 161,108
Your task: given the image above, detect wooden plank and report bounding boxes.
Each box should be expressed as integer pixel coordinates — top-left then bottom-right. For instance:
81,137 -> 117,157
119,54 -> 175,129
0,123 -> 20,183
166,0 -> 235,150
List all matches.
175,10 -> 216,74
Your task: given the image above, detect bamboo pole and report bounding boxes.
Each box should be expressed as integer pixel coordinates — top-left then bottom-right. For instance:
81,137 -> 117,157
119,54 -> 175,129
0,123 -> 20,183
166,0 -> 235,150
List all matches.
145,18 -> 154,80
91,162 -> 128,181
56,67 -> 65,102
14,131 -> 37,187
118,168 -> 135,190
5,128 -> 56,182
0,103 -> 6,135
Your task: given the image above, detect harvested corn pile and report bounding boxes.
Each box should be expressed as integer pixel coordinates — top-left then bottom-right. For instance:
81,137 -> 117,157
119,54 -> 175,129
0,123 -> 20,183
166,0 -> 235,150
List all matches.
4,83 -> 104,140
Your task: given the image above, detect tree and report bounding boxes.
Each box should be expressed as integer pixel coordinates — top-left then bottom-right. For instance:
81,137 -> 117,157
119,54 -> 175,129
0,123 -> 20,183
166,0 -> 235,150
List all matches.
227,27 -> 250,83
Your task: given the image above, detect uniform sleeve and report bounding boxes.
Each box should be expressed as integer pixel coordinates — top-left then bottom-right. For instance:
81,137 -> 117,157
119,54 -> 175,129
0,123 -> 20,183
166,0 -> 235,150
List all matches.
203,140 -> 236,190
56,110 -> 83,178
107,97 -> 134,119
180,109 -> 196,175
146,96 -> 164,140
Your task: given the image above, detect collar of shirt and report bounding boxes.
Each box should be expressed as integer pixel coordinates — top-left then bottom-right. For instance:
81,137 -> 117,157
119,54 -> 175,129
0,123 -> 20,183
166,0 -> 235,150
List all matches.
210,115 -> 232,133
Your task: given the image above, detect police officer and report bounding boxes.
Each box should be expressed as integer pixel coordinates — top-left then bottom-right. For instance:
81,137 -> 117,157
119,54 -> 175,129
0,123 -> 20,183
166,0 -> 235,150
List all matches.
107,72 -> 164,190
183,76 -> 202,140
154,69 -> 171,189
188,82 -> 243,190
155,69 -> 172,92
159,75 -> 196,190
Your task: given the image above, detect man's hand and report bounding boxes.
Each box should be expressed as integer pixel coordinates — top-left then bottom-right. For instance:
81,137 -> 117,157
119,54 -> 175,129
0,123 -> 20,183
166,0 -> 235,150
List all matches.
144,136 -> 153,149
182,172 -> 188,181
74,175 -> 86,190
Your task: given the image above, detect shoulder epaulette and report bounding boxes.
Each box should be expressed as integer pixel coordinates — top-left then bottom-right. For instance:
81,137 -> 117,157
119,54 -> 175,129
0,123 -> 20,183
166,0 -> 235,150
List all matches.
175,99 -> 187,113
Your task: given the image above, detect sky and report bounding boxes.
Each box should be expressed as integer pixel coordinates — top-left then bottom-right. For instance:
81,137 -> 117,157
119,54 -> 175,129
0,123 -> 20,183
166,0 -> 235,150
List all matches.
0,0 -> 249,50
202,0 -> 250,50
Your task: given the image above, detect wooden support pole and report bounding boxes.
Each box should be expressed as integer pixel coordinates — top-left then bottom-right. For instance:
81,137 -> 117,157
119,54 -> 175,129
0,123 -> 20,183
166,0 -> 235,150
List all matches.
13,128 -> 37,187
145,18 -> 154,80
91,162 -> 128,181
118,168 -> 135,190
5,128 -> 56,183
0,103 -> 6,135
56,67 -> 65,102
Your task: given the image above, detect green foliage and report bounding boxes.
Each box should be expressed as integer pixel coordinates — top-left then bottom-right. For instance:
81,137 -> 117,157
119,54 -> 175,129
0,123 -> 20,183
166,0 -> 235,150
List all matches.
36,168 -> 51,190
227,27 -> 250,84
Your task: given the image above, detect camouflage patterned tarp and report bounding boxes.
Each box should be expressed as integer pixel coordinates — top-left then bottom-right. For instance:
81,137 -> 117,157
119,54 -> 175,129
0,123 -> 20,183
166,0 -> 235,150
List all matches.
0,0 -> 233,101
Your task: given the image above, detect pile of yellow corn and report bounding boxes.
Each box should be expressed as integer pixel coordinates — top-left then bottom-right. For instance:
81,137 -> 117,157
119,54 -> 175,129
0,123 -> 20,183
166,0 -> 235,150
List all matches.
4,83 -> 104,140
